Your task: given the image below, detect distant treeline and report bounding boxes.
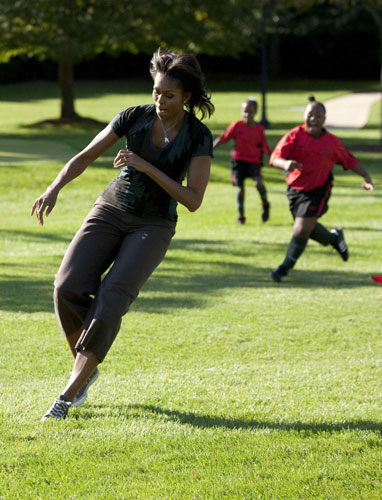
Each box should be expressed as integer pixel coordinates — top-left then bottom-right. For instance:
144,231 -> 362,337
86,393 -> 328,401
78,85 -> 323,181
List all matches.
0,25 -> 380,84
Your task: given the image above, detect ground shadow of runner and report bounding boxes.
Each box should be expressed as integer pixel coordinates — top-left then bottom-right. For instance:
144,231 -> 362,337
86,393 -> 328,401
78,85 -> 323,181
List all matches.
78,403 -> 382,433
1,266 -> 376,314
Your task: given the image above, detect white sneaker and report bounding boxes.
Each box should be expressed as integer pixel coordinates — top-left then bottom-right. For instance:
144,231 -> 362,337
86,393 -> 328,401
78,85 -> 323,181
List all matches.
72,368 -> 100,408
42,397 -> 71,421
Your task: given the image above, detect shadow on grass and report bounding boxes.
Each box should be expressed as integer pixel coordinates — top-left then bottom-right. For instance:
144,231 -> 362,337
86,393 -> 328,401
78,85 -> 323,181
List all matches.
0,279 -> 54,312
0,229 -> 73,243
328,189 -> 382,197
80,403 -> 382,433
0,135 -> 121,166
0,78 -> 153,103
137,267 -> 374,313
345,225 -> 382,233
0,237 -> 377,313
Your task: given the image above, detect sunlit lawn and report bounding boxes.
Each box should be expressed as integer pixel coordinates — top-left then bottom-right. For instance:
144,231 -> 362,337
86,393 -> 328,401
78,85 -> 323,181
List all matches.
0,78 -> 381,499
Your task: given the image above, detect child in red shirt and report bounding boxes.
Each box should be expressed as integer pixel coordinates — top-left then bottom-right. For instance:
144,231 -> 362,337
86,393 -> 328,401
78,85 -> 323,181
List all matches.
269,96 -> 374,282
214,98 -> 271,224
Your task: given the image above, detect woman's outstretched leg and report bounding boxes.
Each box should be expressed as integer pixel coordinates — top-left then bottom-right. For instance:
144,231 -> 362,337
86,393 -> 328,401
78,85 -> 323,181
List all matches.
42,350 -> 99,421
43,204 -> 124,420
43,208 -> 175,421
66,328 -> 83,358
62,350 -> 99,402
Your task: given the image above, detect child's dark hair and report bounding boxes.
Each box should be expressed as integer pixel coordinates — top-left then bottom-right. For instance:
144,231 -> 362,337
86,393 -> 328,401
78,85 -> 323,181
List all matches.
307,95 -> 326,113
150,48 -> 215,120
244,97 -> 258,109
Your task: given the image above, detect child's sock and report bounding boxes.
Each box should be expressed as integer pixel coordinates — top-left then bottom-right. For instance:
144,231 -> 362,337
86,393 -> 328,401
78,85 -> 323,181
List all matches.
237,191 -> 244,217
257,184 -> 268,204
310,222 -> 336,246
279,236 -> 308,271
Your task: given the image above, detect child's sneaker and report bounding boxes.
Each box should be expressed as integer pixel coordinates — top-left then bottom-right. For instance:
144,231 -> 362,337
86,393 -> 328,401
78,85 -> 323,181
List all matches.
72,368 -> 100,408
237,216 -> 246,225
42,396 -> 71,422
261,202 -> 270,222
270,265 -> 288,283
331,228 -> 349,261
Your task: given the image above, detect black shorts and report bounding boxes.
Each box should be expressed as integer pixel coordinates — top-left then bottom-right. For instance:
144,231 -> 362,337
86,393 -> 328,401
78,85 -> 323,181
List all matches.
231,159 -> 262,187
287,176 -> 333,219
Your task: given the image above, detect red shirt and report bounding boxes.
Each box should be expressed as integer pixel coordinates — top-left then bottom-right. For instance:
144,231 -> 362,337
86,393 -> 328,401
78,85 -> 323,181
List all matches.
270,125 -> 359,191
219,121 -> 271,164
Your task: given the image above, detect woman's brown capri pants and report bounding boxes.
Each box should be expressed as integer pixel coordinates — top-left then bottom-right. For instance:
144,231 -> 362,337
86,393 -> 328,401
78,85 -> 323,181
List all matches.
53,198 -> 176,362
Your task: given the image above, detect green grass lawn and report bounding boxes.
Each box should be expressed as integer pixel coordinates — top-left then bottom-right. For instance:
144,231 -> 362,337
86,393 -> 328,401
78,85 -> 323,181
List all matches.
0,78 -> 381,500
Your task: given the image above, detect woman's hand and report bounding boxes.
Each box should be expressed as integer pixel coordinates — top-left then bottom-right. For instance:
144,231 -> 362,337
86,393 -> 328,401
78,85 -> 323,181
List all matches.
30,188 -> 58,226
114,149 -> 211,213
113,150 -> 150,173
30,126 -> 120,227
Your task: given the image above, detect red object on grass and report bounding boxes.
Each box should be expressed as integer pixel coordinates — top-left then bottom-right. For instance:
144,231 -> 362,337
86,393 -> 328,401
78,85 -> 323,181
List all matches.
371,275 -> 382,284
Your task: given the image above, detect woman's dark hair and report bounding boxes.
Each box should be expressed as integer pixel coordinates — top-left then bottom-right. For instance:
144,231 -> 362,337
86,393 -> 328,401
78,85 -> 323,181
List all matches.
307,95 -> 326,113
150,48 -> 215,120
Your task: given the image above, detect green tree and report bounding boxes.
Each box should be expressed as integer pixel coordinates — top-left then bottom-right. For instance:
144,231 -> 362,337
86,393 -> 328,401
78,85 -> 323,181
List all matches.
332,0 -> 382,81
0,0 -> 246,122
0,0 -> 324,124
5,0 -> 375,126
0,0 -> 151,121
328,0 -> 382,144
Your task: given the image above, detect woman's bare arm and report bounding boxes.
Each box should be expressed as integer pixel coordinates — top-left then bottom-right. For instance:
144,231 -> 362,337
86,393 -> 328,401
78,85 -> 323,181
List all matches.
31,125 -> 120,225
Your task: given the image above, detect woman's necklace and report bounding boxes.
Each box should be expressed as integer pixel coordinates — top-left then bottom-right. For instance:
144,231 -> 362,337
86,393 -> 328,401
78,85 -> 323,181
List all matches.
158,113 -> 184,144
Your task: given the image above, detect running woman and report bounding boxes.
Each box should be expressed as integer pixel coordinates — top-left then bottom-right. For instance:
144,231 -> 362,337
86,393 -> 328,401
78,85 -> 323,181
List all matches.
31,48 -> 214,420
213,97 -> 271,224
269,95 -> 374,282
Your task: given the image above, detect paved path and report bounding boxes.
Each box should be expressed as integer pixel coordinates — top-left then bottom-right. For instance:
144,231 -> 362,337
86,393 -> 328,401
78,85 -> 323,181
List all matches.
324,92 -> 381,129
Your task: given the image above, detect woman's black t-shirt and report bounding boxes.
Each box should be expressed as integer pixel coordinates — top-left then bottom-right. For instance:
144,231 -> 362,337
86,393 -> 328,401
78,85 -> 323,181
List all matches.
101,104 -> 213,221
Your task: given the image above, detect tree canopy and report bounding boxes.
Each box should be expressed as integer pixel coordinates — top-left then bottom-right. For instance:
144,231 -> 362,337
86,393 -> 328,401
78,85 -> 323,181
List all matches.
0,0 -> 252,120
0,0 -> 381,122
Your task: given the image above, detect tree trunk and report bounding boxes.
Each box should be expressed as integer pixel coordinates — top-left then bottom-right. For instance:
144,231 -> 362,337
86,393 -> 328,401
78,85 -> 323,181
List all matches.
58,59 -> 78,120
269,37 -> 281,77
